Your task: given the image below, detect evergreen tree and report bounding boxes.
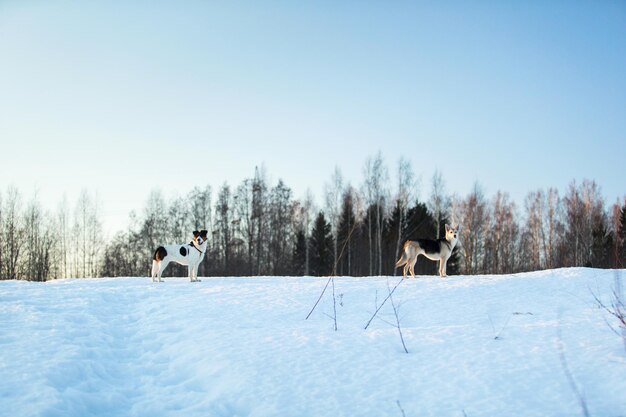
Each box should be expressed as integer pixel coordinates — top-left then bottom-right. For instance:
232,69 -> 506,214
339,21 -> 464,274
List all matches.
403,202 -> 438,276
616,203 -> 626,268
383,201 -> 406,276
336,190 -> 357,276
309,212 -> 333,276
268,180 -> 293,275
591,223 -> 612,268
291,230 -> 307,276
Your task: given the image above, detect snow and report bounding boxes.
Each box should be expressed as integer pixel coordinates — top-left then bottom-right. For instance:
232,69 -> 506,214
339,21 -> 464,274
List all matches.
1,268 -> 625,417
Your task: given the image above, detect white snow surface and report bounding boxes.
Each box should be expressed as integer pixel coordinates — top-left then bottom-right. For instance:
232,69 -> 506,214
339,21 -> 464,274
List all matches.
1,268 -> 625,417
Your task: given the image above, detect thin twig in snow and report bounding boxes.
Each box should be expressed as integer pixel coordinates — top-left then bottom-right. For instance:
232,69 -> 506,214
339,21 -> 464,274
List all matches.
305,276 -> 332,320
364,277 -> 404,330
493,315 -> 512,340
396,400 -> 406,417
305,275 -> 338,331
388,278 -> 408,353
557,322 -> 590,417
590,270 -> 626,353
307,218 -> 358,328
331,276 -> 337,331
487,314 -> 496,335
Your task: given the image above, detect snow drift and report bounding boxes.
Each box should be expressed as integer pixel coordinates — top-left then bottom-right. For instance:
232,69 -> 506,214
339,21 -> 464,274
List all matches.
1,268 -> 625,417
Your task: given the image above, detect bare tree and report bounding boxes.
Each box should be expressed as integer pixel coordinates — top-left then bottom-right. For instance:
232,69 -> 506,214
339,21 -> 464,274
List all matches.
23,196 -> 56,281
88,192 -> 104,277
520,188 -> 566,271
452,183 -> 489,275
324,166 -> 344,272
522,190 -> 546,270
235,178 -> 255,274
301,190 -> 316,276
232,170 -> 276,275
268,180 -> 293,275
138,189 -> 169,277
72,190 -> 103,277
188,185 -> 212,274
291,189 -> 317,275
393,158 -> 416,276
563,179 -> 607,267
188,186 -> 212,230
1,187 -> 25,280
252,167 -> 269,274
362,152 -> 390,275
485,191 -> 518,274
24,196 -> 42,280
545,188 -> 563,269
0,190 -> 3,279
215,183 -> 233,274
621,200 -> 626,268
169,196 -> 191,243
428,169 -> 448,239
56,196 -> 71,278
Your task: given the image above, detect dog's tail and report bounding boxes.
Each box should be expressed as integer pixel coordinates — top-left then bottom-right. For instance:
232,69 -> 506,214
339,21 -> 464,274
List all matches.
395,250 -> 407,268
153,246 -> 167,261
395,253 -> 408,268
395,240 -> 411,268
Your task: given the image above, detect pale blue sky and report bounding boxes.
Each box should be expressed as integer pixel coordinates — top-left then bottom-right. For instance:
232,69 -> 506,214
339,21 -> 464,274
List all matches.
1,1 -> 625,234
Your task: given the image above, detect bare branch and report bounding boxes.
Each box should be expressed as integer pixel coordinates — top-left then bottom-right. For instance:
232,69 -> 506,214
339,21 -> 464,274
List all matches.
364,277 -> 404,330
388,278 -> 408,353
305,276 -> 332,320
557,325 -> 590,417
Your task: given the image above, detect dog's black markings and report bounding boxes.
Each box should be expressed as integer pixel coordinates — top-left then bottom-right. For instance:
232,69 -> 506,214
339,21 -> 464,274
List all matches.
179,246 -> 188,256
417,239 -> 442,255
189,242 -> 203,254
154,246 -> 167,261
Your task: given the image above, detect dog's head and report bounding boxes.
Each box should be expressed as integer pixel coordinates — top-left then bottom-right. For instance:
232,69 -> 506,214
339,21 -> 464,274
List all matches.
193,230 -> 209,245
445,224 -> 459,241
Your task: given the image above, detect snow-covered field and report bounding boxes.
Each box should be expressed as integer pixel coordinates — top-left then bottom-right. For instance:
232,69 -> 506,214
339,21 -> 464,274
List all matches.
1,268 -> 625,417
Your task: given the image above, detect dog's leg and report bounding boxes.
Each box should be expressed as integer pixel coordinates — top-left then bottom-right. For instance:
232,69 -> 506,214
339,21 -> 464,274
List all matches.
440,256 -> 449,277
189,263 -> 200,282
157,260 -> 169,282
152,260 -> 162,282
151,260 -> 158,282
409,256 -> 417,278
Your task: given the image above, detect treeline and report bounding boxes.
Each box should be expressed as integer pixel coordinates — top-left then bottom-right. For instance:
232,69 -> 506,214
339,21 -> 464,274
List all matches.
1,155 -> 625,281
0,188 -> 103,281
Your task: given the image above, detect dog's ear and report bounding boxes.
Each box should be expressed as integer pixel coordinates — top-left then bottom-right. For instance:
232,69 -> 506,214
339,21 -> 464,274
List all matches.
200,230 -> 208,239
192,230 -> 200,238
445,224 -> 450,232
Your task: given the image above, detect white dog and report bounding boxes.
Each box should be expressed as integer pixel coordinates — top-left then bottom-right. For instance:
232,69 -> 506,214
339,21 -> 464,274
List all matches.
151,230 -> 208,282
395,224 -> 459,278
